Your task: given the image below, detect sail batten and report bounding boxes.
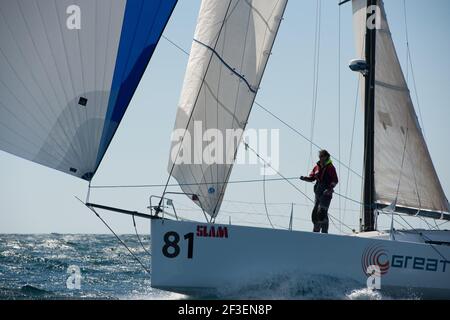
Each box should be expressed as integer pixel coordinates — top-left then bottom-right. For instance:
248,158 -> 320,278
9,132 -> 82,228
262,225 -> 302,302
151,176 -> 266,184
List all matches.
352,0 -> 449,216
168,0 -> 287,218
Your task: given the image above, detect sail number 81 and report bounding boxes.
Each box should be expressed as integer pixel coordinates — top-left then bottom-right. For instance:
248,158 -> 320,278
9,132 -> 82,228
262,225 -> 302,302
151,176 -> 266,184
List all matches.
162,231 -> 194,259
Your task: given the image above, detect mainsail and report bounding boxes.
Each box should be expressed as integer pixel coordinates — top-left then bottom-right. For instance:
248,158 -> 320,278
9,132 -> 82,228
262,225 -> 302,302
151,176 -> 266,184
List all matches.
168,0 -> 287,218
352,0 -> 450,217
0,0 -> 177,180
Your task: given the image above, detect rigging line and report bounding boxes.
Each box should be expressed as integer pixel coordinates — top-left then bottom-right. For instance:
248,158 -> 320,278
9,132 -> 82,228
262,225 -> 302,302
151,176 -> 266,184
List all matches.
90,176 -> 366,211
210,1 -> 249,211
397,213 -> 448,262
254,101 -> 362,179
402,0 -> 409,83
419,216 -> 434,231
90,176 -> 367,211
393,217 -> 408,231
160,34 -> 362,180
162,34 -> 190,55
390,122 -> 411,238
437,220 -> 450,228
181,207 -> 306,219
328,214 -> 354,234
401,133 -> 423,211
403,0 -> 426,139
180,204 -> 359,216
408,47 -> 426,138
91,176 -> 299,189
379,209 -> 446,223
223,1 -> 256,190
394,127 -> 410,203
328,214 -> 340,232
244,142 -> 360,229
75,197 -> 150,274
433,218 -> 440,231
132,214 -> 151,256
223,199 -> 313,206
262,164 -> 275,229
158,0 -> 235,210
378,210 -> 408,230
178,0 -> 242,209
244,142 -> 314,204
167,1 -> 239,209
337,0 -> 342,233
211,1 -> 288,216
335,191 -> 367,207
91,0 -> 179,182
393,216 -> 408,230
343,71 -> 361,224
308,0 -> 322,168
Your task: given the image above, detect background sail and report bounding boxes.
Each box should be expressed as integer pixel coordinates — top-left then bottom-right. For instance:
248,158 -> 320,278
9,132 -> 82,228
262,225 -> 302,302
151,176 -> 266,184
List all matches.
168,0 -> 287,218
352,0 -> 449,214
0,0 -> 177,181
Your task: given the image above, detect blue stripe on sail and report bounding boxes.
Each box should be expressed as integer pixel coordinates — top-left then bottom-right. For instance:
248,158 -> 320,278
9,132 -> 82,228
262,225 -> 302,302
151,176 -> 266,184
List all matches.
94,0 -> 177,171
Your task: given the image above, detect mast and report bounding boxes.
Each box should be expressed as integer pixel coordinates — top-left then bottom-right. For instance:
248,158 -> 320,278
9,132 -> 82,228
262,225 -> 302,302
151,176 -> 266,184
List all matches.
362,0 -> 377,232
347,0 -> 450,224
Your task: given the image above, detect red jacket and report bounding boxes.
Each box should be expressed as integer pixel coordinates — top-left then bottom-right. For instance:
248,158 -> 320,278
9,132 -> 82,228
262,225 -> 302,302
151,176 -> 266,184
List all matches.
307,160 -> 338,196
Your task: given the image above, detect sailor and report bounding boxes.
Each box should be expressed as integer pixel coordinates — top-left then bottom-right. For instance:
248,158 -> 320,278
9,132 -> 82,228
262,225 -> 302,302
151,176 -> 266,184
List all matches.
300,150 -> 338,233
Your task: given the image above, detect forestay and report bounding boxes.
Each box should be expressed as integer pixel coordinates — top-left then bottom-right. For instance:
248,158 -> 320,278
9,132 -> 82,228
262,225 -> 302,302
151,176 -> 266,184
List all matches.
352,0 -> 449,216
168,0 -> 287,218
0,0 -> 177,180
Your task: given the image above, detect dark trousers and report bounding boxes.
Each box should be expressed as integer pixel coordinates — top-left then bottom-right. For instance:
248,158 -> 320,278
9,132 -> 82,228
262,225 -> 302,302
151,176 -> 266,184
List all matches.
311,194 -> 331,233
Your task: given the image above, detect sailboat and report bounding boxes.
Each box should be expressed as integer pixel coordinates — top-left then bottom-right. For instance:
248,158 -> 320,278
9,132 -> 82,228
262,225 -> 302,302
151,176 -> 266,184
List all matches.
1,0 -> 449,299
147,0 -> 450,298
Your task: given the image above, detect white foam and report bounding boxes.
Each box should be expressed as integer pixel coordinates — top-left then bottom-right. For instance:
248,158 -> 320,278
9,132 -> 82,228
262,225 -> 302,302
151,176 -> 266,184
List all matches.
346,288 -> 385,300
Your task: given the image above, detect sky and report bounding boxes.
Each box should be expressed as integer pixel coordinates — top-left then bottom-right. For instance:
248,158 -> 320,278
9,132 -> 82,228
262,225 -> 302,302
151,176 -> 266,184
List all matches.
1,0 -> 449,234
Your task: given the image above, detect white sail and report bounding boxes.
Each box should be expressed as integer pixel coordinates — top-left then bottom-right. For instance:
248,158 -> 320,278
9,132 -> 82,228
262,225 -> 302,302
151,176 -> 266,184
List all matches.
352,0 -> 449,214
0,0 -> 177,180
168,0 -> 287,217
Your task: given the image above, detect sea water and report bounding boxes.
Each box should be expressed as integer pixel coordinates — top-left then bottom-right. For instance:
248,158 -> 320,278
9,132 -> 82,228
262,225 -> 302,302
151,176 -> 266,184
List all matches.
0,234 -> 413,300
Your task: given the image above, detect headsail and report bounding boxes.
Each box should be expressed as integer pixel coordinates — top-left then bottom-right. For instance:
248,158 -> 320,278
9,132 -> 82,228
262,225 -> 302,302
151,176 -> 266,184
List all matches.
168,0 -> 288,218
352,0 -> 450,217
0,0 -> 177,180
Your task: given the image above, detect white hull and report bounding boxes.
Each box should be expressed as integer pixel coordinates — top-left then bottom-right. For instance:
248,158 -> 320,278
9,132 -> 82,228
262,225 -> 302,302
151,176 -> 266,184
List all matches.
150,219 -> 450,299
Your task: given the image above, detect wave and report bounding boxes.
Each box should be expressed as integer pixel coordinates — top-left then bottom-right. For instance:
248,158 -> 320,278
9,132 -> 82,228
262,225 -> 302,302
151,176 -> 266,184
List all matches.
2,234 -> 422,300
0,285 -> 52,300
204,272 -> 383,300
